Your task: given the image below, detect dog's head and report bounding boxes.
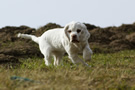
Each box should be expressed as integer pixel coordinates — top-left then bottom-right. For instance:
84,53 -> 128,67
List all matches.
64,21 -> 90,43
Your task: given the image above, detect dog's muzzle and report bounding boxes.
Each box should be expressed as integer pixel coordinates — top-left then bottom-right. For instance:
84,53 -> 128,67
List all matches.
71,35 -> 79,43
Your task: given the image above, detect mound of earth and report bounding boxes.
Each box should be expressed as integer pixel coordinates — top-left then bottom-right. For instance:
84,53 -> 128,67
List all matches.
0,25 -> 41,66
89,23 -> 135,53
0,22 -> 135,65
35,23 -> 62,36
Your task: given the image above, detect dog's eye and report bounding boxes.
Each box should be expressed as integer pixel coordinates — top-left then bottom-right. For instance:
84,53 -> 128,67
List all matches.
68,30 -> 71,33
77,29 -> 81,33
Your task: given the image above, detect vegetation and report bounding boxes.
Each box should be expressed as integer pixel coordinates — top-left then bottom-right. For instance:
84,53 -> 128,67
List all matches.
0,50 -> 135,90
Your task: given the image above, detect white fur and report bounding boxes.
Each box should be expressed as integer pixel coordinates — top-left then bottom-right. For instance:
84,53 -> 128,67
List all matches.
18,21 -> 93,67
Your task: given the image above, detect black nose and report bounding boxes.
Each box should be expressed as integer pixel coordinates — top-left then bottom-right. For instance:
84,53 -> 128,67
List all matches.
72,35 -> 77,39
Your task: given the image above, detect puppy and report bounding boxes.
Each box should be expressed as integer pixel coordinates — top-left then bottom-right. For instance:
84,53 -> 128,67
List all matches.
18,21 -> 93,67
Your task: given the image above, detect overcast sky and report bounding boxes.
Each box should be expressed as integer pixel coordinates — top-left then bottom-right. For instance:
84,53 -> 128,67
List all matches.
0,0 -> 135,28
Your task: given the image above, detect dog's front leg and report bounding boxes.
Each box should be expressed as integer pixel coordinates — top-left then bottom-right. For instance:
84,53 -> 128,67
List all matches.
68,53 -> 90,67
83,44 -> 93,62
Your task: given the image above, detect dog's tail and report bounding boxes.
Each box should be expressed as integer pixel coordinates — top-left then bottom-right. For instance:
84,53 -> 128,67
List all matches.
17,33 -> 39,44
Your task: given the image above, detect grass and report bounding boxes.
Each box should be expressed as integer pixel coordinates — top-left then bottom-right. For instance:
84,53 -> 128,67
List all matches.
0,50 -> 135,90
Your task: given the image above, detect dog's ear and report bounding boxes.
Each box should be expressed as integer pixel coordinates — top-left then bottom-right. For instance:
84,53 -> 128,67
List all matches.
80,23 -> 90,41
64,24 -> 70,41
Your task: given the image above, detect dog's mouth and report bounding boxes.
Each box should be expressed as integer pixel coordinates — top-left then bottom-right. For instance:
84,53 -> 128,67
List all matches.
71,39 -> 79,43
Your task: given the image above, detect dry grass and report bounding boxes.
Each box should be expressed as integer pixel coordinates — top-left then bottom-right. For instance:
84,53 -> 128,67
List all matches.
0,50 -> 135,90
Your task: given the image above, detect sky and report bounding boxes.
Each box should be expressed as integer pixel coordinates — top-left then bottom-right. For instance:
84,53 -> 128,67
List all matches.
0,0 -> 135,28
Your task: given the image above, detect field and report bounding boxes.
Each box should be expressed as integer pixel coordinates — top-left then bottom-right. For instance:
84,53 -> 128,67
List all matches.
0,50 -> 135,90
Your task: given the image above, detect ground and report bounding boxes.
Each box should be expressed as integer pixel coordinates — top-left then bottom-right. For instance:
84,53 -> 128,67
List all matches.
0,50 -> 135,90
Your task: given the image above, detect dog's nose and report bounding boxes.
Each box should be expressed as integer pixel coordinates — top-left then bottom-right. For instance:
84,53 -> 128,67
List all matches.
71,34 -> 79,43
72,35 -> 77,39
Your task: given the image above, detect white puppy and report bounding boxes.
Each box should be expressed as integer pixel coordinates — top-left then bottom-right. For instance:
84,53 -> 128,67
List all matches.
18,21 -> 93,67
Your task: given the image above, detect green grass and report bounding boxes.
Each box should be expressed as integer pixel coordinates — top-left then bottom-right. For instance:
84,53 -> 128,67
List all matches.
0,50 -> 135,90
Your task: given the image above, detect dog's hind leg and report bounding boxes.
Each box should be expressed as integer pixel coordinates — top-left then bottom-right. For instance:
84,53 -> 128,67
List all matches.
44,55 -> 52,66
53,53 -> 63,66
43,49 -> 52,66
